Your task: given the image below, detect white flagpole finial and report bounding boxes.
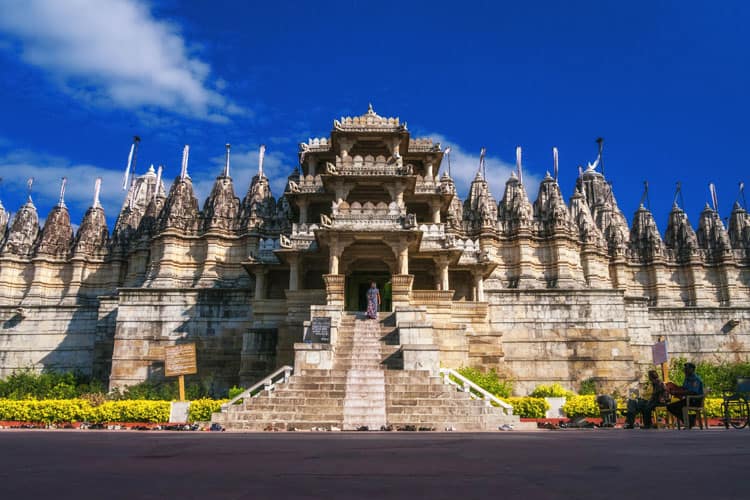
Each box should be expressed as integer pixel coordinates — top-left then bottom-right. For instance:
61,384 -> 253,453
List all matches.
478,147 -> 486,178
93,177 -> 102,208
58,177 -> 67,208
180,145 -> 190,180
516,146 -> 523,184
122,142 -> 135,190
709,182 -> 719,212
552,147 -> 559,181
258,144 -> 266,177
224,143 -> 231,177
155,165 -> 163,200
26,177 -> 34,202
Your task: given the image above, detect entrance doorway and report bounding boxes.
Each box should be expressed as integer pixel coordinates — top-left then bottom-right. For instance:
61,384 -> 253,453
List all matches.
345,272 -> 392,312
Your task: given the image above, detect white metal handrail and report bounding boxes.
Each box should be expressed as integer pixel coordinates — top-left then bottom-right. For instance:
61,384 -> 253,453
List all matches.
221,365 -> 293,409
439,368 -> 514,415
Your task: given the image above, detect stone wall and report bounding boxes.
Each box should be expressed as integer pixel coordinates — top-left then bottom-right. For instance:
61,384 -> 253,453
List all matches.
0,303 -> 100,377
109,288 -> 252,394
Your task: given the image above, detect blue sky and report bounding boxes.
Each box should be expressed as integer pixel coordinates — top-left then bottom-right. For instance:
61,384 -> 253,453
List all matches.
0,0 -> 748,231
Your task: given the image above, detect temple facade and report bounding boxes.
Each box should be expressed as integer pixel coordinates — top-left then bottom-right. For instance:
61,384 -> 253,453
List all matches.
0,106 -> 749,396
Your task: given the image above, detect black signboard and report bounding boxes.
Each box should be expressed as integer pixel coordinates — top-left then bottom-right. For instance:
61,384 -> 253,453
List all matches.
309,317 -> 331,343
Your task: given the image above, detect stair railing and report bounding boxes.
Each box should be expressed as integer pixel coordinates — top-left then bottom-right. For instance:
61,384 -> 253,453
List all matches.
221,365 -> 294,410
439,368 -> 514,415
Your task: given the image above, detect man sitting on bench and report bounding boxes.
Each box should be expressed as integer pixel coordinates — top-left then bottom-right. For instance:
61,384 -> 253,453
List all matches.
625,370 -> 670,429
666,362 -> 704,427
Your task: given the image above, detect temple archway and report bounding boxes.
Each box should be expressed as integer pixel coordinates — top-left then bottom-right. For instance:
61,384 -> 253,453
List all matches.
340,241 -> 396,312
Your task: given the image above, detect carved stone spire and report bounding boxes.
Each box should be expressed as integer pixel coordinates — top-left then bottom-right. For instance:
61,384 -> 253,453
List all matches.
697,203 -> 732,259
576,168 -> 629,255
1,198 -> 39,257
463,170 -> 497,231
0,198 -> 9,247
241,168 -> 275,232
497,172 -> 532,233
203,152 -> 240,232
664,203 -> 699,261
446,190 -> 464,231
73,178 -> 109,257
569,188 -> 605,246
534,172 -> 571,234
158,170 -> 200,234
630,204 -> 665,261
728,201 -> 750,251
113,166 -> 163,247
36,185 -> 74,258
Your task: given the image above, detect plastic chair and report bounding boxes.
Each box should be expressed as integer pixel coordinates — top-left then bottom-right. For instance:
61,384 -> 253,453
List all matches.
679,389 -> 709,430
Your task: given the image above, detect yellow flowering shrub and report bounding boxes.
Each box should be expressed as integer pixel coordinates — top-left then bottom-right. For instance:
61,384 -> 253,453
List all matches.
507,397 -> 549,418
561,395 -> 600,418
188,398 -> 228,422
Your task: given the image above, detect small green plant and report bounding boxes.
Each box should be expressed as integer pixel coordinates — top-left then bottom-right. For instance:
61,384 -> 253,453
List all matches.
0,369 -> 105,400
507,397 -> 549,418
579,378 -> 597,395
228,386 -> 244,399
454,367 -> 513,399
530,383 -> 574,398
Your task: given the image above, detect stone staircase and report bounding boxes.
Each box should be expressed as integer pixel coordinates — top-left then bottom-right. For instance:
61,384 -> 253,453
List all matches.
213,312 -> 519,431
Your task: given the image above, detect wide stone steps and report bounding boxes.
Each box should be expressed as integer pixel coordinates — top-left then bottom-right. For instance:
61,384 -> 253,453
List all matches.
214,312 -> 519,431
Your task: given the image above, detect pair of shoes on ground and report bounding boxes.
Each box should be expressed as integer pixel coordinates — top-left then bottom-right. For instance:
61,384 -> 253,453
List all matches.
498,424 -> 514,431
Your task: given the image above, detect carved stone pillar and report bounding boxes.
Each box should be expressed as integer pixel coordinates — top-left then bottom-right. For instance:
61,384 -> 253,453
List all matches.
431,201 -> 441,224
425,157 -> 434,179
328,239 -> 344,274
323,274 -> 346,306
398,246 -> 409,274
288,255 -> 300,291
391,274 -> 414,308
306,157 -> 317,176
473,270 -> 485,301
436,256 -> 450,291
297,199 -> 309,224
254,268 -> 267,299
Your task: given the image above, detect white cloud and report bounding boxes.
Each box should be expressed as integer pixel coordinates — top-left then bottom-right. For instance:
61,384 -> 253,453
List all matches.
0,150 -> 127,220
429,134 -> 542,201
0,0 -> 243,122
192,145 -> 292,205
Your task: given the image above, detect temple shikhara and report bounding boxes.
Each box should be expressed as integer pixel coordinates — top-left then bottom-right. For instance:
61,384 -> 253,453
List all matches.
0,106 -> 749,430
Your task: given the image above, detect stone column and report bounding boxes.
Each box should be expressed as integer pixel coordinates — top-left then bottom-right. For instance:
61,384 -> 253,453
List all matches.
307,157 -> 317,176
398,246 -> 409,275
329,239 -> 343,275
288,255 -> 300,291
473,270 -> 484,301
254,268 -> 267,299
297,199 -> 309,224
425,157 -> 434,179
431,202 -> 441,224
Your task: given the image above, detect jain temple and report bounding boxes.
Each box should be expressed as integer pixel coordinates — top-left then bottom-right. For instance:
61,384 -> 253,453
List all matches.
0,106 -> 749,429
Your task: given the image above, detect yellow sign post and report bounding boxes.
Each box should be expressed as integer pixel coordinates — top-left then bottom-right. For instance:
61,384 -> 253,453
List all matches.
165,343 -> 197,401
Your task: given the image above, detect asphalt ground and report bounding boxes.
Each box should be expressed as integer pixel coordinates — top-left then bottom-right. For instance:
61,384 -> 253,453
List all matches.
0,429 -> 748,500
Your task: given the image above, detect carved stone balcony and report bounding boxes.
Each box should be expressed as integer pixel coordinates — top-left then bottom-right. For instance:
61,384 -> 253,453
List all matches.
286,175 -> 325,194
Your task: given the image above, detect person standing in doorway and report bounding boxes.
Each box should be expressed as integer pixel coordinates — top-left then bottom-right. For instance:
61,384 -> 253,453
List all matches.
366,281 -> 381,319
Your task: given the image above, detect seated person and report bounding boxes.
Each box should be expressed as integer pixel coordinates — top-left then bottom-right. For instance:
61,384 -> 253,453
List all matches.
666,362 -> 704,426
625,370 -> 670,429
596,394 -> 617,427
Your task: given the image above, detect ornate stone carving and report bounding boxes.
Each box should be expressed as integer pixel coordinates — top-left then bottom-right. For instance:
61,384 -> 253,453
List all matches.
73,206 -> 109,257
728,202 -> 750,251
241,174 -> 276,232
569,189 -> 605,246
696,203 -> 732,259
333,104 -> 405,132
497,172 -> 532,233
36,205 -> 74,258
630,204 -> 665,260
534,172 -> 571,234
203,175 -> 240,232
112,166 -> 165,247
0,199 -> 9,247
664,203 -> 699,260
2,199 -> 40,257
158,175 -> 200,233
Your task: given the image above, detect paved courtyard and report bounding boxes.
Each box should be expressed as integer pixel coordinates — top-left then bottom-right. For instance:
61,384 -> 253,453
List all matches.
0,429 -> 748,500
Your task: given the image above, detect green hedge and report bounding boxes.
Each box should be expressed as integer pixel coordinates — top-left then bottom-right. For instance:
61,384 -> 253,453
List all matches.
453,367 -> 513,399
188,399 -> 228,422
561,395 -> 600,418
507,397 -> 549,418
0,399 -> 171,424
